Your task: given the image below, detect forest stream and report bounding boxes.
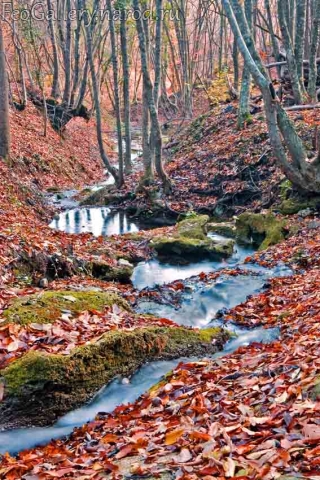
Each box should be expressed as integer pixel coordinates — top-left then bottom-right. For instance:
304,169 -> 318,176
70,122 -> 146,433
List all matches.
0,191 -> 292,455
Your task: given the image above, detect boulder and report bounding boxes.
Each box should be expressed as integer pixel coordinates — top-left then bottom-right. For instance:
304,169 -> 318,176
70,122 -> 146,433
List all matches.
151,215 -> 234,261
235,212 -> 287,250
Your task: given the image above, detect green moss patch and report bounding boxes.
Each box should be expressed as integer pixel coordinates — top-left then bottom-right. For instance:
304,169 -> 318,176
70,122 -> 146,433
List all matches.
205,221 -> 236,238
278,196 -> 320,215
0,326 -> 229,426
176,215 -> 209,239
151,215 -> 234,260
235,212 -> 287,250
3,290 -> 131,325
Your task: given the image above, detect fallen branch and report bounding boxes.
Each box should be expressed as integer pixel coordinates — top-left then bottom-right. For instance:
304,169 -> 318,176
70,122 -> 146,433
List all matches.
285,103 -> 320,111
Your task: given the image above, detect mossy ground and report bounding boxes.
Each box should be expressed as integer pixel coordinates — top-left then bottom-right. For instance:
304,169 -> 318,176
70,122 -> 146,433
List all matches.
0,326 -> 228,428
235,212 -> 287,250
3,290 -> 131,325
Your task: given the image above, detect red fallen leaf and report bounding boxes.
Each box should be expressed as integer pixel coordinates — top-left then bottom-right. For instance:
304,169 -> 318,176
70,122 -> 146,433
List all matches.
101,433 -> 118,444
173,282 -> 184,291
103,461 -> 119,472
44,468 -> 75,477
303,424 -> 320,440
115,444 -> 135,459
189,431 -> 212,441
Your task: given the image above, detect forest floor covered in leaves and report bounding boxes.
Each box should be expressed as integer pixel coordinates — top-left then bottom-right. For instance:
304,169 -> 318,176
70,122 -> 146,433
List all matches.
0,102 -> 319,478
0,206 -> 319,479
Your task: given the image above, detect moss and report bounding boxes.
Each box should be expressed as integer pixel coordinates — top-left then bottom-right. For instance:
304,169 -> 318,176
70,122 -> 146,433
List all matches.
177,215 -> 209,240
205,222 -> 236,238
150,215 -> 234,260
150,235 -> 234,260
90,262 -> 134,283
278,196 -> 320,215
3,290 -> 131,325
1,326 -> 229,416
235,212 -> 287,251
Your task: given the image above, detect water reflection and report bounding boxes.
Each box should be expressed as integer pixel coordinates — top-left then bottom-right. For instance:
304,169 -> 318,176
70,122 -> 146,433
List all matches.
132,243 -> 255,290
49,207 -> 139,237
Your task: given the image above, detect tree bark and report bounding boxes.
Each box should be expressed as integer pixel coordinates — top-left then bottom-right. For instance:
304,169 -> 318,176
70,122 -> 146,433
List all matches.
47,0 -> 60,99
0,22 -> 10,159
120,8 -> 132,174
307,0 -> 320,101
133,0 -> 172,193
106,0 -> 124,186
82,0 -> 119,185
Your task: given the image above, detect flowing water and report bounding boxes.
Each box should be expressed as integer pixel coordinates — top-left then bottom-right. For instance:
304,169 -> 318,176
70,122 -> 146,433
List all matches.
0,157 -> 293,456
0,326 -> 279,455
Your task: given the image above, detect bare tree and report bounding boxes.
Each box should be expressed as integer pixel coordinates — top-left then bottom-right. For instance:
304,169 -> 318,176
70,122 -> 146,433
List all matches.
0,21 -> 10,159
133,0 -> 172,193
222,0 -> 320,193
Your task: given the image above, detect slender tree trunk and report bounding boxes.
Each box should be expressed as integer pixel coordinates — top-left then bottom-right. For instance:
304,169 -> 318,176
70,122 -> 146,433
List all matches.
294,0 -> 307,91
70,0 -> 82,107
133,0 -> 172,193
278,0 -> 304,104
82,0 -> 119,185
308,0 -> 320,101
232,37 -> 239,91
47,0 -> 60,99
238,0 -> 253,129
120,9 -> 132,174
0,22 -> 10,159
63,0 -> 72,106
106,0 -> 124,186
264,0 -> 281,77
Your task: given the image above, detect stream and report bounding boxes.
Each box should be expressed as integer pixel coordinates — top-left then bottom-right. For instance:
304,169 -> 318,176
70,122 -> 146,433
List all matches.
0,142 -> 292,456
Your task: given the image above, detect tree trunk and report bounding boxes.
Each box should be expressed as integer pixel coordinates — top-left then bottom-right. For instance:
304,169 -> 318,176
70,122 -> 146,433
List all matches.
294,0 -> 307,91
0,22 -> 10,159
278,0 -> 304,104
82,0 -> 119,185
237,0 -> 253,129
120,9 -> 132,174
106,0 -> 124,186
307,0 -> 320,101
62,0 -> 72,106
47,0 -> 60,99
133,0 -> 172,193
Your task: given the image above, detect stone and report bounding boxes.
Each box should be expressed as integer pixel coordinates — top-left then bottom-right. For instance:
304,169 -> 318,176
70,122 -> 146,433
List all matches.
39,278 -> 48,288
297,207 -> 313,218
118,258 -> 133,268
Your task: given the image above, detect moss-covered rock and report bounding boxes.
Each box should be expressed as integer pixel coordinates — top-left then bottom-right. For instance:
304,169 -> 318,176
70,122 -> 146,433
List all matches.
278,196 -> 320,215
176,215 -> 209,239
0,326 -> 229,428
90,261 -> 134,283
235,212 -> 287,250
151,215 -> 234,260
151,235 -> 234,260
205,221 -> 236,238
3,290 -> 131,325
